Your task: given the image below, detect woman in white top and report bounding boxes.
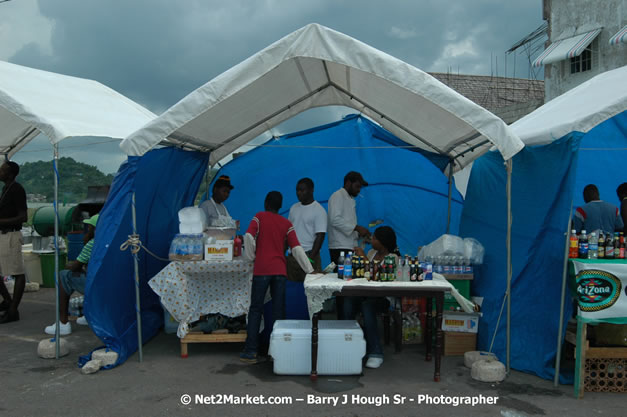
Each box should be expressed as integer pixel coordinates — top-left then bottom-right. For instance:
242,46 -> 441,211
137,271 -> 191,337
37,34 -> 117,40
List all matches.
346,226 -> 400,369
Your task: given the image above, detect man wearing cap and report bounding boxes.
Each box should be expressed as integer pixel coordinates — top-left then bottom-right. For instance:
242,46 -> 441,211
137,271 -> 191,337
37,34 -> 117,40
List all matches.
200,175 -> 234,226
0,161 -> 28,324
327,171 -> 371,270
44,214 -> 99,335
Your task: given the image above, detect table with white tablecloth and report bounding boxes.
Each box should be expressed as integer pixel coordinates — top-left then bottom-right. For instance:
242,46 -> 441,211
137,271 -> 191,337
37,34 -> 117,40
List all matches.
148,259 -> 254,348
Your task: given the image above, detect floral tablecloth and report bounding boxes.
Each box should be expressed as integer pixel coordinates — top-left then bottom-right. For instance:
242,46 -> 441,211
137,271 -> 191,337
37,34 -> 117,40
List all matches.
148,259 -> 254,338
303,273 -> 455,318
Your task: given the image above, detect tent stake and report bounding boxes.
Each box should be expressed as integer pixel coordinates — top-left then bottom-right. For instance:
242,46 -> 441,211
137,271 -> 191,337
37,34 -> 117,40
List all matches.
506,158 -> 513,373
132,192 -> 143,362
53,144 -> 60,358
554,200 -> 573,386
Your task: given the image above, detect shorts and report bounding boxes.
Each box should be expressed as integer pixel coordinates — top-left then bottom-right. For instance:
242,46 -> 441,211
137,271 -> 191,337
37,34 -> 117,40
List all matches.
0,231 -> 24,276
60,269 -> 86,295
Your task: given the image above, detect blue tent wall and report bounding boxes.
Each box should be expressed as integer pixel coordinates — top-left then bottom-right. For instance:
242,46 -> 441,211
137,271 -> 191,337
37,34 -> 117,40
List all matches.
460,133 -> 581,382
209,115 -> 463,265
84,148 -> 208,366
209,115 -> 463,323
572,110 -> 627,209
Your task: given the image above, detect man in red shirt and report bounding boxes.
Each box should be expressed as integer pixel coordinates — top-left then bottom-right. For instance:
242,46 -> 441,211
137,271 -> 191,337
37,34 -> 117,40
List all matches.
241,191 -> 313,363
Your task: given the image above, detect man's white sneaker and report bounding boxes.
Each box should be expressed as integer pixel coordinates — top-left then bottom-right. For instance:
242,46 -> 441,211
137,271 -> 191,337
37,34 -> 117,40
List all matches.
366,357 -> 383,369
76,316 -> 88,326
44,321 -> 72,335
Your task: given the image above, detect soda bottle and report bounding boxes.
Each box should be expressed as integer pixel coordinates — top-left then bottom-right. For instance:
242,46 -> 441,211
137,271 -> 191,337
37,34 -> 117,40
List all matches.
403,255 -> 411,281
396,257 -> 403,281
352,255 -> 358,278
409,258 -> 417,282
621,239 -> 626,259
569,229 -> 579,259
588,232 -> 598,259
364,259 -> 371,280
337,251 -> 345,279
614,232 -> 621,258
578,230 -> 588,259
343,252 -> 352,280
606,234 -> 614,259
598,233 -> 605,258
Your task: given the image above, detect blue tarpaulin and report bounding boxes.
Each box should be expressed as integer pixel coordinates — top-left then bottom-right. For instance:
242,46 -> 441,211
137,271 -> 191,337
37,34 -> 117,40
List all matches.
84,148 -> 208,366
208,115 -> 463,266
460,110 -> 627,383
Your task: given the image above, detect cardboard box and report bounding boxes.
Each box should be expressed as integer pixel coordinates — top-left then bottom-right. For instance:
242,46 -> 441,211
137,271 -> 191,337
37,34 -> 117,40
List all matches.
442,312 -> 479,333
204,240 -> 233,261
444,331 -> 477,356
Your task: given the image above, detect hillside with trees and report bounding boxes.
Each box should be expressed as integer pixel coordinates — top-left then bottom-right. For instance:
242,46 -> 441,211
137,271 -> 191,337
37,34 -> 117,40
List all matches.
18,157 -> 115,203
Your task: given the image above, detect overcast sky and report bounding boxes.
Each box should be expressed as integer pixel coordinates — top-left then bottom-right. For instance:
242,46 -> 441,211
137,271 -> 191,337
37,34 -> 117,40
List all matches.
2,0 -> 544,173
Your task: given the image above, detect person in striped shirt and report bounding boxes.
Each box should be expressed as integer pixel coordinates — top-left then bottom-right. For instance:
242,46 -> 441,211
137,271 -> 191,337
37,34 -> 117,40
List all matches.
44,214 -> 99,336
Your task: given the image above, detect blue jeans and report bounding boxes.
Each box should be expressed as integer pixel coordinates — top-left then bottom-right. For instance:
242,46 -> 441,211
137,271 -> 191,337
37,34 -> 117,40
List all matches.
243,275 -> 286,355
343,297 -> 384,358
60,269 -> 86,295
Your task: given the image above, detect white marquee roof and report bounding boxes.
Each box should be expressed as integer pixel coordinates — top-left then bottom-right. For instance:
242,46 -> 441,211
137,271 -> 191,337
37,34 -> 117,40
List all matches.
512,65 -> 627,145
121,24 -> 523,173
0,60 -> 156,157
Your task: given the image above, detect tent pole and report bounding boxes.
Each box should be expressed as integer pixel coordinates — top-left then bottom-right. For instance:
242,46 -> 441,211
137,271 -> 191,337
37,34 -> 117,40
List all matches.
53,144 -> 60,358
506,158 -> 513,374
132,192 -> 143,362
554,200 -> 573,386
446,161 -> 453,234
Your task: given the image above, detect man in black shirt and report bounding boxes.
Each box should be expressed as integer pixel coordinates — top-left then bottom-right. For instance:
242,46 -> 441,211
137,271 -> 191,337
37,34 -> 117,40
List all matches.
0,161 -> 27,323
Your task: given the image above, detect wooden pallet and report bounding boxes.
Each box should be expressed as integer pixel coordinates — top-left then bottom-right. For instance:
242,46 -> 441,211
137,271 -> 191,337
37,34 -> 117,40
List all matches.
180,330 -> 247,358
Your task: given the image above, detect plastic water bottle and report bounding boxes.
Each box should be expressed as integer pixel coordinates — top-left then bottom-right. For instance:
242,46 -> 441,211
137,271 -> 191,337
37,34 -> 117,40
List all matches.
578,230 -> 588,259
588,232 -> 598,259
343,252 -> 352,280
337,251 -> 345,279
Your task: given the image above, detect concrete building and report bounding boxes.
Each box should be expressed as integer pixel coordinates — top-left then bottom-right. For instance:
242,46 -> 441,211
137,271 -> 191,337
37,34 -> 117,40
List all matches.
536,0 -> 627,101
429,73 -> 544,124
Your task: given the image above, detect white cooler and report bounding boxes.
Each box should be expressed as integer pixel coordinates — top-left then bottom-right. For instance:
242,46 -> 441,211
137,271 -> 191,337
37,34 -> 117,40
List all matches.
269,320 -> 366,375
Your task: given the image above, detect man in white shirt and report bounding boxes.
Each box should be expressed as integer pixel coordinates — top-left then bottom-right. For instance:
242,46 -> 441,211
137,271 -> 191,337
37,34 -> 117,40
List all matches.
287,178 -> 327,279
199,175 -> 233,226
327,171 -> 371,269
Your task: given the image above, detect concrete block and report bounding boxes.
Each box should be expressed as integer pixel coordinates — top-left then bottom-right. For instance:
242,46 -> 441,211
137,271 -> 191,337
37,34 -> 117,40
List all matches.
471,359 -> 506,382
81,359 -> 102,375
464,350 -> 498,368
91,348 -> 119,367
37,338 -> 69,359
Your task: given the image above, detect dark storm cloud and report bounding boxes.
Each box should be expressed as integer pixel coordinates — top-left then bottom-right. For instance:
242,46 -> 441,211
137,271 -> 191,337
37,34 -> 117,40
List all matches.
10,0 -> 543,114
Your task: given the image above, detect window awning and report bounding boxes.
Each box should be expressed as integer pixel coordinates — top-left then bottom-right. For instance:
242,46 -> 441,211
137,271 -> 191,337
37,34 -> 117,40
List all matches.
609,25 -> 627,45
532,28 -> 602,67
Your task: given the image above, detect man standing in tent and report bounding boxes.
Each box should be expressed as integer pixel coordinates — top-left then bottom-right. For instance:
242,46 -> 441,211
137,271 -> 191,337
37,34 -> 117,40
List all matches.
0,161 -> 27,324
574,184 -> 623,234
199,175 -> 234,226
44,214 -> 98,335
616,183 -> 627,234
240,191 -> 313,363
287,178 -> 327,279
327,171 -> 371,269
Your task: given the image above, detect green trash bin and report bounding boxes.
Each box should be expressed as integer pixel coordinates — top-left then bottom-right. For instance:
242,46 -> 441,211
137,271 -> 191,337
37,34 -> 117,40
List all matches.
39,252 -> 67,288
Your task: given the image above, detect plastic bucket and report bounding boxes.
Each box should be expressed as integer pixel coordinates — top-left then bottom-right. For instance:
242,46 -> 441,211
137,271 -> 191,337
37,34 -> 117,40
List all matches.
39,252 -> 67,288
67,232 -> 84,261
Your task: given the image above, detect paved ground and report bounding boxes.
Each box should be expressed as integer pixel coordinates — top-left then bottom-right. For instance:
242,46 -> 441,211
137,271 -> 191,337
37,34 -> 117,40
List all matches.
1,288 -> 623,417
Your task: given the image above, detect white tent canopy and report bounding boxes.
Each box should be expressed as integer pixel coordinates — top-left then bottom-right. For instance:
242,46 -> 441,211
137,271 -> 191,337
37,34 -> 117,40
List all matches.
455,65 -> 627,197
121,23 -> 523,173
512,65 -> 627,145
0,60 -> 156,156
